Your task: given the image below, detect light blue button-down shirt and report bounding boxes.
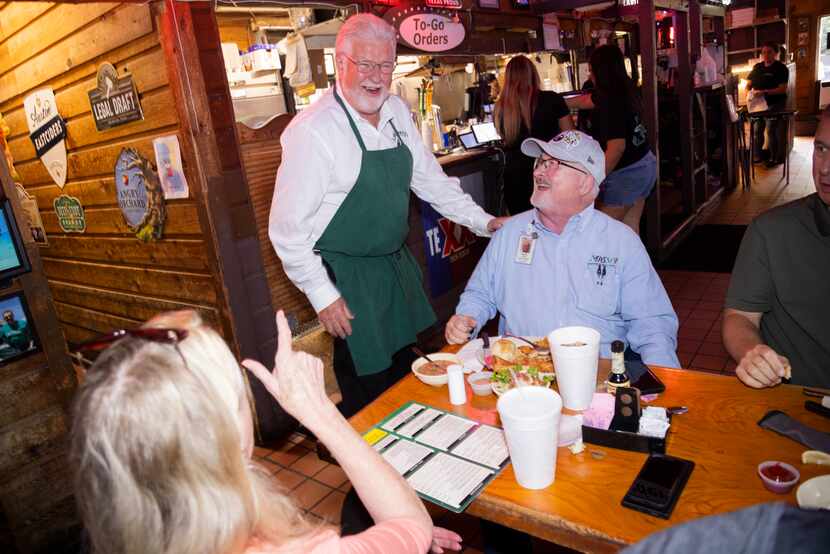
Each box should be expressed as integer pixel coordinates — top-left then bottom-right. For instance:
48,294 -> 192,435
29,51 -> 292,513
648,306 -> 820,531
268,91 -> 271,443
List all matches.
456,206 -> 680,368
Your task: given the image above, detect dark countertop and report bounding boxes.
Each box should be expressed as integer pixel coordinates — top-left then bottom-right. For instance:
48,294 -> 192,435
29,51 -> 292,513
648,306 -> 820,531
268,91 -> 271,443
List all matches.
436,147 -> 499,168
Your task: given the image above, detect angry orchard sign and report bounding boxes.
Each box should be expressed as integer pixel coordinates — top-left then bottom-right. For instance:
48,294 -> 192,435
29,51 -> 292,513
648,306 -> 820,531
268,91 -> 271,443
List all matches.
386,6 -> 466,53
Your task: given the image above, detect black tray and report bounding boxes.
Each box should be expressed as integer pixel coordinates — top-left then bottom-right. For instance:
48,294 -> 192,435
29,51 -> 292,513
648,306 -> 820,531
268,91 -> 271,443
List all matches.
581,413 -> 672,454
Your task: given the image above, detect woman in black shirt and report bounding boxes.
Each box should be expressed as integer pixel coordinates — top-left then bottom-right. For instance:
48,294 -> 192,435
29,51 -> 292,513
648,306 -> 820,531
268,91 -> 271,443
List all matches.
567,45 -> 656,234
495,55 -> 573,214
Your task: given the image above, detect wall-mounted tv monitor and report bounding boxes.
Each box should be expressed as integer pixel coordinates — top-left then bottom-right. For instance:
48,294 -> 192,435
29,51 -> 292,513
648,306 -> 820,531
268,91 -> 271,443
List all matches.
511,0 -> 530,8
0,199 -> 31,282
0,291 -> 39,364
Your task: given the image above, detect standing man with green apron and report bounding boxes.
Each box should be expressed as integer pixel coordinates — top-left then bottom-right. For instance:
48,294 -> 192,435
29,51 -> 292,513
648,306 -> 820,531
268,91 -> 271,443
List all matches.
270,14 -> 506,419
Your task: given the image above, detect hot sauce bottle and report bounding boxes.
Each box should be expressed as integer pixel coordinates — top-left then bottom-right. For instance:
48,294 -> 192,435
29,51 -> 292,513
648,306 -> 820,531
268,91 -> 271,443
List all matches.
607,340 -> 630,394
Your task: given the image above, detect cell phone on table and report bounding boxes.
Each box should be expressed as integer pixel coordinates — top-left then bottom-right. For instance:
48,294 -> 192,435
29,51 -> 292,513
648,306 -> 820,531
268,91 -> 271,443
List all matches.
627,359 -> 666,395
622,454 -> 694,519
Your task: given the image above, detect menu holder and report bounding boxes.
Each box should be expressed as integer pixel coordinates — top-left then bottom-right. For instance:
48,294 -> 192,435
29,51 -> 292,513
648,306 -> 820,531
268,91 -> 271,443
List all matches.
581,414 -> 672,455
363,401 -> 510,513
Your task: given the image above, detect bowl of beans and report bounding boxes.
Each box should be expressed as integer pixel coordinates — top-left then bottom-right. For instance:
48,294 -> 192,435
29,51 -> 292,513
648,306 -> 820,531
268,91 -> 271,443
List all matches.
411,353 -> 463,386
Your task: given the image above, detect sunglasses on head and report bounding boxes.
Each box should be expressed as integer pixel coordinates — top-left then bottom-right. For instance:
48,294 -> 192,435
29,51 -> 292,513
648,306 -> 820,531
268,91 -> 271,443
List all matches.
78,328 -> 189,352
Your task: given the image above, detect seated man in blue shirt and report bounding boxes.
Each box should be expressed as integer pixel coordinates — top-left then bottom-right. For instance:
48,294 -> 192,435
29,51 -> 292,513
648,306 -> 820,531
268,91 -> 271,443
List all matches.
446,130 -> 680,368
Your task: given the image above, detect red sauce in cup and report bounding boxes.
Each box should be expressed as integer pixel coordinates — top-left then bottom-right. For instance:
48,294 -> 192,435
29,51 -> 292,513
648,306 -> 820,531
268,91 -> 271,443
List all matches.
761,463 -> 795,482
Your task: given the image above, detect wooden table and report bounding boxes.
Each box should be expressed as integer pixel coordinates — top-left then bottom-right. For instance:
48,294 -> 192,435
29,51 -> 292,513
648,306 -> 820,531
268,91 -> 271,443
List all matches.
349,358 -> 830,553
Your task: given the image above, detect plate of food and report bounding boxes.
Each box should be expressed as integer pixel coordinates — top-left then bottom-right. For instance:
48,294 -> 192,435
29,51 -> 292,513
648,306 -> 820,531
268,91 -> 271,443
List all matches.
490,365 -> 555,396
457,336 -> 555,395
457,335 -> 550,371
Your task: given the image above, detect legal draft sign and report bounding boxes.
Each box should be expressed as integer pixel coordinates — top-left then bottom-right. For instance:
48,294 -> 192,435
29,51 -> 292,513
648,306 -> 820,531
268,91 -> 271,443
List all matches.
24,88 -> 67,188
88,63 -> 144,132
386,6 -> 466,53
114,148 -> 166,242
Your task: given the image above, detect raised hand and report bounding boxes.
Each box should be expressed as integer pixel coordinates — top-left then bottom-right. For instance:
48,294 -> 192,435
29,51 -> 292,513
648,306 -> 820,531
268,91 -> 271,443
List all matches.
242,310 -> 332,426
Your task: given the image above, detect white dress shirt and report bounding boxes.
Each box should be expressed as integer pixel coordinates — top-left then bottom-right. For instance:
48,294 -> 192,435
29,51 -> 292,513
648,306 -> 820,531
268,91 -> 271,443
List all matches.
269,86 -> 494,313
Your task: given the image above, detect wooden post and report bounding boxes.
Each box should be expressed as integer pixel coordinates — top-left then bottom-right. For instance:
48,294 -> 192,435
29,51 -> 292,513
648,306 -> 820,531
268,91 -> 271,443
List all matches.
0,146 -> 79,552
690,0 -> 702,65
640,0 -> 662,253
675,10 -> 696,213
159,0 -> 296,444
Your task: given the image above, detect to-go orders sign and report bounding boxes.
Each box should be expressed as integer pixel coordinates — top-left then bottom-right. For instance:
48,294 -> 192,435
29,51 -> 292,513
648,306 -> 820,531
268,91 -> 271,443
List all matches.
396,13 -> 465,52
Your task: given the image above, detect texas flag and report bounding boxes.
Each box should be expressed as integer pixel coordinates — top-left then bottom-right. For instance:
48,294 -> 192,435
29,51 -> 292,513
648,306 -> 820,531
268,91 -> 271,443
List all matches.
420,201 -> 486,297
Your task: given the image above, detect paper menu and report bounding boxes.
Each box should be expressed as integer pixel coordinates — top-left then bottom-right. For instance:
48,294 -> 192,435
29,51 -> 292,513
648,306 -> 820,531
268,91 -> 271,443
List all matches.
450,425 -> 509,469
380,403 -> 424,432
381,440 -> 433,474
396,408 -> 442,438
372,434 -> 397,451
407,453 -> 494,510
415,414 -> 476,451
365,402 -> 510,513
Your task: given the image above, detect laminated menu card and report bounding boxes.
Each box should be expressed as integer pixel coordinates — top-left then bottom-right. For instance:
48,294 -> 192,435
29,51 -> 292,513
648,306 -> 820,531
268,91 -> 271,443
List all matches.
362,402 -> 510,513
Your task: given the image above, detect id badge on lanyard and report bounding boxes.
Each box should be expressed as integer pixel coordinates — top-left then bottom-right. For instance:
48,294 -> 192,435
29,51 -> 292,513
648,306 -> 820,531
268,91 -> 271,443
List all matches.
515,222 -> 538,265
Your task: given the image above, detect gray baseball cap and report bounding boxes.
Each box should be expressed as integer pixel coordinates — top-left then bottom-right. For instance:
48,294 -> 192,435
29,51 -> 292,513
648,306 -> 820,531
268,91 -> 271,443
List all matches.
521,130 -> 606,186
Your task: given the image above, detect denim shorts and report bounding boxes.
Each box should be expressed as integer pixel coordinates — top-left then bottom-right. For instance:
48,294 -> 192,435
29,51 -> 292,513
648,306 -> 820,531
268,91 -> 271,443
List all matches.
597,151 -> 657,206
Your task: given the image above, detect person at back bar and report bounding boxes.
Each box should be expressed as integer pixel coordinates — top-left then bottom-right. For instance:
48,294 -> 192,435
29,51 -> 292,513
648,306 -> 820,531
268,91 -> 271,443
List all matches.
723,107 -> 830,389
746,42 -> 789,167
71,310 -> 463,554
446,131 -> 679,368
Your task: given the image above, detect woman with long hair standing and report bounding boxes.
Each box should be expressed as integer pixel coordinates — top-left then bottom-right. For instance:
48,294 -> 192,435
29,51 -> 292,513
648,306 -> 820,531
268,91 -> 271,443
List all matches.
567,44 -> 656,234
495,55 -> 573,215
71,310 -> 462,554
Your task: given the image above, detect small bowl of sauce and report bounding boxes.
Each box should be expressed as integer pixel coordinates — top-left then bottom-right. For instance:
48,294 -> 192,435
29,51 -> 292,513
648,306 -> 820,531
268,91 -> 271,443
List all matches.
757,461 -> 800,494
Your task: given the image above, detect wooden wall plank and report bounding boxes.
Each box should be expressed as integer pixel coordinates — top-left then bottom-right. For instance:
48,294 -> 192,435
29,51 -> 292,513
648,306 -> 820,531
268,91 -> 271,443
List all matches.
0,454 -> 75,532
9,87 -> 178,163
54,301 -> 141,335
0,350 -> 49,382
61,324 -> 96,345
41,236 -> 210,271
40,203 -> 202,236
1,34 -> 161,126
49,281 -> 221,329
28,177 -> 126,210
42,258 -> 218,305
16,132 -> 172,186
0,407 -> 67,476
0,3 -> 119,77
0,3 -> 153,105
0,366 -> 60,430
0,2 -> 53,44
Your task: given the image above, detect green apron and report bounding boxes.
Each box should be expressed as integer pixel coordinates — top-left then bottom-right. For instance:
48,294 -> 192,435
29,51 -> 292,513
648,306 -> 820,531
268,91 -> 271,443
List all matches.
314,89 -> 436,376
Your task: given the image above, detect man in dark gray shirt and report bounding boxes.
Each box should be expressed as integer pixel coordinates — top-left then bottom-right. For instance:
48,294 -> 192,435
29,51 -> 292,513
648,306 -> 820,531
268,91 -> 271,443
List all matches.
723,107 -> 830,389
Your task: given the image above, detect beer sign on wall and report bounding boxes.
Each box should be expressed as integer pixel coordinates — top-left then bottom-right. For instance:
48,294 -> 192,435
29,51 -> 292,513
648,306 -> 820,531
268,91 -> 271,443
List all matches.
385,5 -> 466,53
88,63 -> 144,131
114,148 -> 166,242
23,88 -> 67,188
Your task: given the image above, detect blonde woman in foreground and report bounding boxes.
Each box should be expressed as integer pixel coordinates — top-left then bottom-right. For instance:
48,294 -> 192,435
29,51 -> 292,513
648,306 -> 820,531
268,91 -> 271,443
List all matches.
70,310 -> 462,554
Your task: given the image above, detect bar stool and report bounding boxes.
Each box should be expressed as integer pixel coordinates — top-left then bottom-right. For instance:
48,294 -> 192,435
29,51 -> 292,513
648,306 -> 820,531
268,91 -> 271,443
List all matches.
747,109 -> 797,186
736,112 -> 751,190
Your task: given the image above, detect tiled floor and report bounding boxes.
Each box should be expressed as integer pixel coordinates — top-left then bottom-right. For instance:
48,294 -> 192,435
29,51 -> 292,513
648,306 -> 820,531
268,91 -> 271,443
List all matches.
660,270 -> 734,373
254,136 -> 817,552
706,136 -> 815,225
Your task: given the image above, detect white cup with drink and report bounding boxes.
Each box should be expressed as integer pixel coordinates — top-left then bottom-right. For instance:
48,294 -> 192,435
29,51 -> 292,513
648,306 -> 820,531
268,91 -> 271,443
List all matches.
548,326 -> 601,410
497,386 -> 563,490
